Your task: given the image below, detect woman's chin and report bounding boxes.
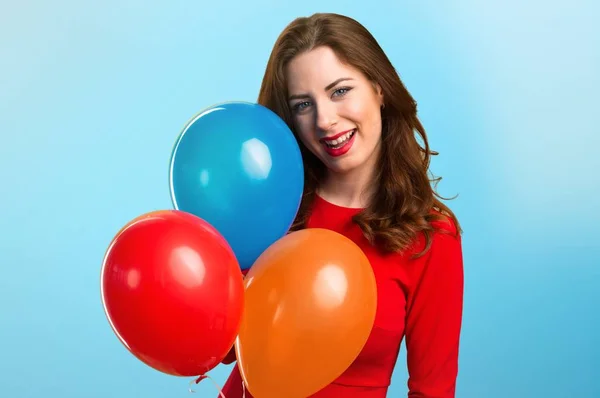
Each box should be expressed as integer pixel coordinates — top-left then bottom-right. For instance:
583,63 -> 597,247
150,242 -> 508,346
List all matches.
322,157 -> 361,175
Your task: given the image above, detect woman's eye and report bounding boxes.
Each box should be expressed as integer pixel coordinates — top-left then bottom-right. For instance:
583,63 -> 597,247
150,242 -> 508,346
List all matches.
333,87 -> 352,97
293,101 -> 310,112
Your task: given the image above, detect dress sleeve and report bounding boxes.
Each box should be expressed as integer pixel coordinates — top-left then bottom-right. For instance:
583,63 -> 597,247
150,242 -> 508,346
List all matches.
221,345 -> 237,364
404,226 -> 464,397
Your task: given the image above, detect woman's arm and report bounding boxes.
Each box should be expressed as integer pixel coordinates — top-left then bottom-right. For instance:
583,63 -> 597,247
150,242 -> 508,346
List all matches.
404,227 -> 464,397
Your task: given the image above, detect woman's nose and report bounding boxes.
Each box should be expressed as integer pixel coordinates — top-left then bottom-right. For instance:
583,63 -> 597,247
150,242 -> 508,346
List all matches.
315,102 -> 338,132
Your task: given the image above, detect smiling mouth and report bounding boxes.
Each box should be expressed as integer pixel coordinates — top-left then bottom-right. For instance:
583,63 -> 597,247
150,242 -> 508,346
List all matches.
322,129 -> 356,149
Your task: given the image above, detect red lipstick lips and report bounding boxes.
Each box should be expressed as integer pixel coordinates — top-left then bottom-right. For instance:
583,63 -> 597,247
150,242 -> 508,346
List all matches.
320,129 -> 356,157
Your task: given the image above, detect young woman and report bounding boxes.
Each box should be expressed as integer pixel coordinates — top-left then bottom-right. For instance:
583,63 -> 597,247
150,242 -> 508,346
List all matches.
220,12 -> 464,398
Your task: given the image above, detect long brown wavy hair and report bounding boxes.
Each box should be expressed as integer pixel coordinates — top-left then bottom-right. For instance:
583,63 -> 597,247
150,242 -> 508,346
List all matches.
257,13 -> 461,257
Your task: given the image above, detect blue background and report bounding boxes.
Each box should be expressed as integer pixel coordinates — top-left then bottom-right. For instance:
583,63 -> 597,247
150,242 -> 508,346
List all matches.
1,1 -> 598,397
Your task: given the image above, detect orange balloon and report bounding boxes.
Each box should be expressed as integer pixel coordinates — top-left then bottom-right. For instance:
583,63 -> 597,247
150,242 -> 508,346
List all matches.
235,228 -> 377,398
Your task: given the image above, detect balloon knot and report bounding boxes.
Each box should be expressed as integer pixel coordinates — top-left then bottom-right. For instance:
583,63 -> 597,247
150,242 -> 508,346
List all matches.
195,375 -> 208,384
189,374 -> 227,397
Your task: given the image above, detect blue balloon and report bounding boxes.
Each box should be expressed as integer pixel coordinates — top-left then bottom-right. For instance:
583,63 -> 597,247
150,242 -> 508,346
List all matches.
169,101 -> 304,270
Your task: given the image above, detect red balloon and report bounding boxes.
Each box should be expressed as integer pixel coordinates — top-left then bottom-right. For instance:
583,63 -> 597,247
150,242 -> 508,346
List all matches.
101,210 -> 244,376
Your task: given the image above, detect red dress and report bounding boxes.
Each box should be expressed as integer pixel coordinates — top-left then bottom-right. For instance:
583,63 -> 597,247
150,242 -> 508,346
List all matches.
220,195 -> 464,397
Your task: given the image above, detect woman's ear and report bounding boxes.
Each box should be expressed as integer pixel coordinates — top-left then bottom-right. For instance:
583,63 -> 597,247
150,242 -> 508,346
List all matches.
372,81 -> 384,107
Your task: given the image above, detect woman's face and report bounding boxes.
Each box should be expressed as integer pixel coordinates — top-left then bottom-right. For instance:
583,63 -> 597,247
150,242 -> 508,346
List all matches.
285,46 -> 384,175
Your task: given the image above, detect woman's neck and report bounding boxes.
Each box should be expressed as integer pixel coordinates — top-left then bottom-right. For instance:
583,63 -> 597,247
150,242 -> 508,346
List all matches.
317,160 -> 378,209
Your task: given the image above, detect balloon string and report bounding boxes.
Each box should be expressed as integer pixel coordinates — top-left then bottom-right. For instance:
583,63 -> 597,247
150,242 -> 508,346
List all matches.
189,374 -> 226,398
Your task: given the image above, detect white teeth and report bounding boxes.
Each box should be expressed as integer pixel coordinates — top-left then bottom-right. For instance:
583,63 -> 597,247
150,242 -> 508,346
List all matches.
324,130 -> 355,148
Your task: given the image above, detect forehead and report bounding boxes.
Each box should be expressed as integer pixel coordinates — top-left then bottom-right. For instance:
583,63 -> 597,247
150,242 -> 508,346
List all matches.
285,46 -> 362,93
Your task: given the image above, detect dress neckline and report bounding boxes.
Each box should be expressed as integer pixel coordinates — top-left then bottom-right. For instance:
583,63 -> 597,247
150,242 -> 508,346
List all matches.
314,193 -> 365,213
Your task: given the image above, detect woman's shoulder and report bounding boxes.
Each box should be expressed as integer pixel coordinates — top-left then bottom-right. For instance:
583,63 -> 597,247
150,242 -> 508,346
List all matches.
428,208 -> 460,237
403,209 -> 461,259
